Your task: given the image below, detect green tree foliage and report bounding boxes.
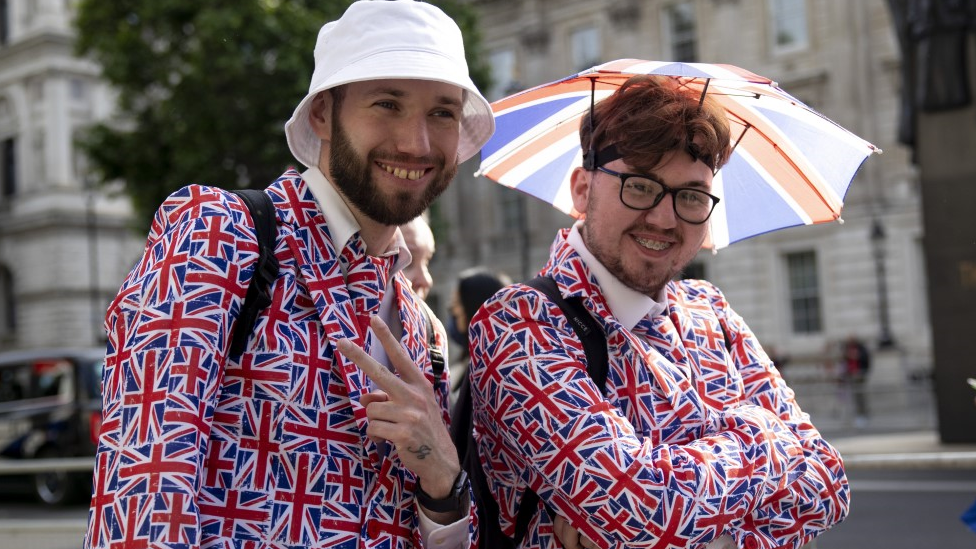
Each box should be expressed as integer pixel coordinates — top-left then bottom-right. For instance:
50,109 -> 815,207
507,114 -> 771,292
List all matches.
74,0 -> 491,227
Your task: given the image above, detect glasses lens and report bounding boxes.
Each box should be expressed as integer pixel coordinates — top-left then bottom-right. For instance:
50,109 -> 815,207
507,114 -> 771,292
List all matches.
674,189 -> 716,223
620,176 -> 665,209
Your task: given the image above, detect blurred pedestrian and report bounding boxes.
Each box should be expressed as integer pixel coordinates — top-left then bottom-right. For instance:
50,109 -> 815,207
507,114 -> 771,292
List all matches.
842,335 -> 871,427
446,267 -> 511,407
401,215 -> 436,300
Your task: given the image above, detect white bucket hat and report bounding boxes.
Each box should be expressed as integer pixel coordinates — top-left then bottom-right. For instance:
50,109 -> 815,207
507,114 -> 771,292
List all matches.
284,0 -> 495,168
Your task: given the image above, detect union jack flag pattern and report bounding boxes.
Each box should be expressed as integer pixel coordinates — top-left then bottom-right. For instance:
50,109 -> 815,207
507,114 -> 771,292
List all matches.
468,228 -> 849,549
85,170 -> 468,549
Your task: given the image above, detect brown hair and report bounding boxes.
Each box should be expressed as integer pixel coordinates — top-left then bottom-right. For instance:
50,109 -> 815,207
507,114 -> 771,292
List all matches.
580,75 -> 732,173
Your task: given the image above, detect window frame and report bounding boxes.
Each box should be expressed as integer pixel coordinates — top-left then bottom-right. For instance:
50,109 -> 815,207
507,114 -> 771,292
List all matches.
769,0 -> 810,55
570,23 -> 602,72
486,47 -> 519,101
785,249 -> 822,334
662,1 -> 698,63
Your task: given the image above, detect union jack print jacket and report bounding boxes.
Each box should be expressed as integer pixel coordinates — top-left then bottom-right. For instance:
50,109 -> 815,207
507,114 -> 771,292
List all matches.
85,170 -> 466,549
468,229 -> 849,549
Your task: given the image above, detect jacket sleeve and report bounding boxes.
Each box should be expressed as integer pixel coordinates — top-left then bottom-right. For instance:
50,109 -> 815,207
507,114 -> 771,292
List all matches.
409,295 -> 480,549
85,186 -> 258,549
710,289 -> 850,549
467,286 -> 806,549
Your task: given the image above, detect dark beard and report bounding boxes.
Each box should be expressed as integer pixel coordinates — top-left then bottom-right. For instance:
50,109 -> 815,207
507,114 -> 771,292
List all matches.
581,192 -> 681,298
328,119 -> 456,226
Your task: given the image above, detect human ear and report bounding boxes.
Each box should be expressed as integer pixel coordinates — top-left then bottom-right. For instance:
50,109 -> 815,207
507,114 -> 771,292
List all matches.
570,167 -> 591,214
308,92 -> 333,142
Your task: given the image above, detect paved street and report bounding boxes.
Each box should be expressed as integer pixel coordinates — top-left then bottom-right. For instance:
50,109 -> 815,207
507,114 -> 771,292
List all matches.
817,468 -> 976,549
2,368 -> 973,549
788,364 -> 976,548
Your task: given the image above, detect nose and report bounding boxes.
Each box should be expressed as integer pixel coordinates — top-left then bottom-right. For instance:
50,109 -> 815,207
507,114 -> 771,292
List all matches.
393,115 -> 431,157
643,192 -> 678,229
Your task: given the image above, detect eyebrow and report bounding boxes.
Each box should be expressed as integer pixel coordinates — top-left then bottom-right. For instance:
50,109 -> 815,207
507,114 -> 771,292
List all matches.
639,169 -> 712,190
363,85 -> 463,108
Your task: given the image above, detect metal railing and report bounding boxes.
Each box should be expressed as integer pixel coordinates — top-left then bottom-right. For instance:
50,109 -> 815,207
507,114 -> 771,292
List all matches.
0,457 -> 94,474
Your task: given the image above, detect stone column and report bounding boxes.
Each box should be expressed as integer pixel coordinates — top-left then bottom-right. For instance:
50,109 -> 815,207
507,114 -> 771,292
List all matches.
915,35 -> 976,444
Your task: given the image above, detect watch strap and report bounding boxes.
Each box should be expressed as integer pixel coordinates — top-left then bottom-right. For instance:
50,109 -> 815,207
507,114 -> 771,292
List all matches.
416,469 -> 468,513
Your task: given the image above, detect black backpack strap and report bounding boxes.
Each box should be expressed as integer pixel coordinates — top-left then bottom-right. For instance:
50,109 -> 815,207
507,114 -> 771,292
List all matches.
508,276 -> 607,543
524,276 -> 609,394
229,189 -> 279,357
420,303 -> 445,377
451,275 -> 608,548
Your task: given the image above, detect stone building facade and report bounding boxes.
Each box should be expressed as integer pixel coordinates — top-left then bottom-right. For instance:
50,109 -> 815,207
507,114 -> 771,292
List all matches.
0,0 -> 141,350
0,0 -> 930,379
431,0 -> 929,375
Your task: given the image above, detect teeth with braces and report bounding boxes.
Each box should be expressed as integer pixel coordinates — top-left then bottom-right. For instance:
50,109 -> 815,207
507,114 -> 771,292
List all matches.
379,163 -> 425,181
634,237 -> 671,251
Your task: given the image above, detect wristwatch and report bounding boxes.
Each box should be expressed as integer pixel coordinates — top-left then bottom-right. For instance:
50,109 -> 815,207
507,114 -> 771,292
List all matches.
416,469 -> 469,513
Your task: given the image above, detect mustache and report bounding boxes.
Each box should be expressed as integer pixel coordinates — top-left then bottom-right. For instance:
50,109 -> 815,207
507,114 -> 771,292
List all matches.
628,224 -> 678,240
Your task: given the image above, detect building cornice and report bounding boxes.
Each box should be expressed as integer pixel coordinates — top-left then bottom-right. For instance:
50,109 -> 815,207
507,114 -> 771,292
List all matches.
0,208 -> 134,236
0,30 -> 75,62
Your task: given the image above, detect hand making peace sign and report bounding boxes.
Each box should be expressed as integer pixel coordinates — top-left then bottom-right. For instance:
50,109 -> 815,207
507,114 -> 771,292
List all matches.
336,315 -> 464,523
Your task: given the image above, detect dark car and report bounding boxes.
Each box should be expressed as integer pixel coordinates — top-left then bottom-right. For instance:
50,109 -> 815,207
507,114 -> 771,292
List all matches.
0,347 -> 104,505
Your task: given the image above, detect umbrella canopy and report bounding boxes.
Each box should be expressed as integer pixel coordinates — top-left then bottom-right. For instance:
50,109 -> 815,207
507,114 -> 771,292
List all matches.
476,59 -> 881,250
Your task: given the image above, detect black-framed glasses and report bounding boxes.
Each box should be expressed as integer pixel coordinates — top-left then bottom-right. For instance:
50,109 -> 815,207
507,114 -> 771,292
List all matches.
594,166 -> 720,224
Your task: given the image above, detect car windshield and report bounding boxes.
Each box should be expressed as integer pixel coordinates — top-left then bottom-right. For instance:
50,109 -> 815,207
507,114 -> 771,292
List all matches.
81,357 -> 104,399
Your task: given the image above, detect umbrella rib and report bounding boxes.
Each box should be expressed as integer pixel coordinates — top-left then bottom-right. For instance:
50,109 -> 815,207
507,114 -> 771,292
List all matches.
582,77 -> 597,170
697,78 -> 711,110
730,122 -> 750,157
729,115 -> 840,215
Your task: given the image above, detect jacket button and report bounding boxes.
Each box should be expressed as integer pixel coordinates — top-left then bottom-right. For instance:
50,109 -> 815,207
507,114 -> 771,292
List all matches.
743,534 -> 760,549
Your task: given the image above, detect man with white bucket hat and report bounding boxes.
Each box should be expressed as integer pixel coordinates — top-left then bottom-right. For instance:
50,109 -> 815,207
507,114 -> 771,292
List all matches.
85,2 -> 493,548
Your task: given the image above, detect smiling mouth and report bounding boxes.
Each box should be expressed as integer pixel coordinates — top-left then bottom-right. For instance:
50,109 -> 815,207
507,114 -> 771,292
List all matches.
378,162 -> 427,181
634,236 -> 672,251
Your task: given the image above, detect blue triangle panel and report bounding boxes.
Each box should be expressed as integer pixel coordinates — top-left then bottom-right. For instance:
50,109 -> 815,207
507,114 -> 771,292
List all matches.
753,106 -> 867,198
482,96 -> 583,159
721,155 -> 805,243
513,147 -> 579,205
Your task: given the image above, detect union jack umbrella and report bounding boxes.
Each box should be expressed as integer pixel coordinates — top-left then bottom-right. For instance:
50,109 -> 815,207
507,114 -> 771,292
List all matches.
476,59 -> 881,250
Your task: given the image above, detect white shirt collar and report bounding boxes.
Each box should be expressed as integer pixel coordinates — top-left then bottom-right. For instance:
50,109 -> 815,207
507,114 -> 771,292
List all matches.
567,221 -> 667,330
301,167 -> 412,275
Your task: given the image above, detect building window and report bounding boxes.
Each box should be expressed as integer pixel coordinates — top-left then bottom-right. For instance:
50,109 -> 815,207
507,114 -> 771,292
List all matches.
0,265 -> 14,338
770,0 -> 809,53
70,78 -> 88,102
0,0 -> 8,46
570,25 -> 601,72
487,48 -> 518,101
786,250 -> 821,333
497,186 -> 522,232
1,138 -> 15,198
664,2 -> 697,62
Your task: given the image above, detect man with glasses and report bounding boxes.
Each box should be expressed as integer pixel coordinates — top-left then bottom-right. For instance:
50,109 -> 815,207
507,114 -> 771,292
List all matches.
467,76 -> 848,549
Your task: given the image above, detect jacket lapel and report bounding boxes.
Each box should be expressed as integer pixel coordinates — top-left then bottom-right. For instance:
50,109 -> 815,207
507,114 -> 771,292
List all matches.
543,230 -> 707,445
271,173 -> 382,473
666,284 -> 737,411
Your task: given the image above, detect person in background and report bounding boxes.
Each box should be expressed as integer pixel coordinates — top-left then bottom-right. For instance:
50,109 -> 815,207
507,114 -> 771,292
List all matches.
468,75 -> 848,549
84,2 -> 494,548
842,335 -> 871,427
445,267 -> 511,407
401,215 -> 436,300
